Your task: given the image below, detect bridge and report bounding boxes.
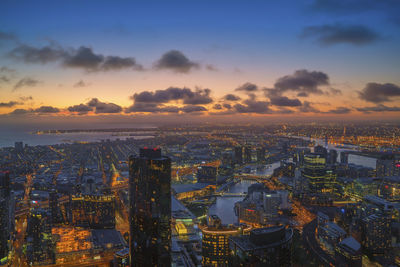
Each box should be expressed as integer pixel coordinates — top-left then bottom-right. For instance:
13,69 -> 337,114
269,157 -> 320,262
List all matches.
214,192 -> 247,197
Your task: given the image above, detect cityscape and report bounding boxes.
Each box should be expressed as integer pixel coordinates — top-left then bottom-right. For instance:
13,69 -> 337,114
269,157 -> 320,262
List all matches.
1,1 -> 400,266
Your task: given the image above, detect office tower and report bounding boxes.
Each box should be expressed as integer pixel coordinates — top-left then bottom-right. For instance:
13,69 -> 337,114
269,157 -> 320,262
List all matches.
361,214 -> 392,255
26,208 -> 54,265
335,236 -> 362,267
229,226 -> 293,267
129,148 -> 171,267
49,189 -> 60,225
197,166 -> 217,184
302,153 -> 336,195
0,171 -> 10,263
256,147 -> 266,163
234,146 -> 243,165
376,154 -> 399,177
221,152 -> 233,166
14,141 -> 23,153
201,215 -> 251,267
328,149 -> 338,165
244,146 -> 252,163
70,194 -> 115,229
114,248 -> 129,267
314,145 -> 328,160
340,151 -> 349,165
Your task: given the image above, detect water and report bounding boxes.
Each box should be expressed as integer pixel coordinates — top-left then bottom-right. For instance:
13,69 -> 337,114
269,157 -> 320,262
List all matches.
209,161 -> 280,224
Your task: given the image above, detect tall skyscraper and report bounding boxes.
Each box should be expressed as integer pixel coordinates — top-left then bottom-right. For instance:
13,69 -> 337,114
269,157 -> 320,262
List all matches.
234,146 -> 243,165
256,147 -> 266,163
0,171 -> 11,263
244,146 -> 252,163
376,154 -> 399,177
302,153 -> 336,195
129,148 -> 171,267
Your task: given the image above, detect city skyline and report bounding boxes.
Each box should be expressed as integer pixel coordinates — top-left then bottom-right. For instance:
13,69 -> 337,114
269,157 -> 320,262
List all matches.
1,0 -> 400,125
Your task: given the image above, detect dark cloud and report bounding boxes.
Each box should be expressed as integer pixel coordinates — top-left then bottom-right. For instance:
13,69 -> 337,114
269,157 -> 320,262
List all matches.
0,67 -> 16,83
298,101 -> 321,113
223,103 -> 232,109
326,107 -> 351,114
181,105 -> 207,113
301,24 -> 380,46
235,82 -> 258,92
0,101 -> 20,108
224,94 -> 241,101
269,96 -> 302,107
73,80 -> 90,88
67,104 -> 93,114
359,82 -> 400,103
34,106 -> 60,113
132,87 -> 213,105
213,104 -> 222,110
8,44 -> 142,72
268,69 -> 329,96
87,98 -> 122,114
13,77 -> 41,91
9,109 -> 30,115
154,50 -> 199,73
356,104 -> 400,113
125,102 -> 180,113
234,99 -> 271,114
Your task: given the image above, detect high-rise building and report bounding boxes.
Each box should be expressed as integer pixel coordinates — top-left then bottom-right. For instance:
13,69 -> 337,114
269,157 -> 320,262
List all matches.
14,141 -> 23,153
0,171 -> 11,264
228,226 -> 293,267
302,153 -> 336,195
335,236 -> 362,267
327,149 -> 338,165
197,166 -> 217,184
129,148 -> 171,267
201,215 -> 251,267
361,214 -> 392,255
49,189 -> 60,225
314,145 -> 327,159
114,247 -> 129,267
340,151 -> 349,165
244,146 -> 252,163
234,146 -> 243,165
376,154 -> 399,177
70,194 -> 115,229
256,147 -> 266,164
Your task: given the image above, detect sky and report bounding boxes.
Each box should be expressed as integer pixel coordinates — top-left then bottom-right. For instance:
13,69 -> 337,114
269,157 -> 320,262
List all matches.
1,0 -> 400,125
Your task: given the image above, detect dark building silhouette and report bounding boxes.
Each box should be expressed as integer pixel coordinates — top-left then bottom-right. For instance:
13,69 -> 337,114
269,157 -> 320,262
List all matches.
229,225 -> 293,266
234,146 -> 243,165
340,151 -> 349,164
129,148 -> 171,267
244,146 -> 252,163
256,147 -> 265,163
0,171 -> 11,262
197,166 -> 217,184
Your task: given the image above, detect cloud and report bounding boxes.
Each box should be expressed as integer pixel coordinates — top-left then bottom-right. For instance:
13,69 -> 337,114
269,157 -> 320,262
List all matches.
235,82 -> 258,92
67,104 -> 93,114
234,99 -> 271,114
13,77 -> 41,91
301,24 -> 380,46
269,96 -> 302,107
223,103 -> 232,109
326,107 -> 351,114
19,96 -> 33,101
213,104 -> 222,110
132,87 -> 213,105
87,98 -> 122,113
329,88 -> 342,95
298,101 -> 321,113
34,106 -> 60,113
8,44 -> 142,72
356,104 -> 400,113
73,80 -> 90,88
268,69 -> 329,96
0,101 -> 20,108
358,82 -> 400,103
154,50 -> 199,73
125,102 -> 180,113
181,105 -> 207,113
9,109 -> 31,115
0,67 -> 16,83
224,94 -> 241,101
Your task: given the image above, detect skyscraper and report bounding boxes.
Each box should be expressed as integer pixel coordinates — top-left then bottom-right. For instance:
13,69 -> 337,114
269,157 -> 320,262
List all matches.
0,171 -> 11,263
234,146 -> 243,165
129,148 -> 171,267
244,146 -> 252,163
256,147 -> 266,164
302,153 -> 336,195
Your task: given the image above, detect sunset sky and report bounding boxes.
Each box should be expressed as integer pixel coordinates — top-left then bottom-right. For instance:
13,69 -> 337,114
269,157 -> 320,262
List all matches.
1,0 -> 400,125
